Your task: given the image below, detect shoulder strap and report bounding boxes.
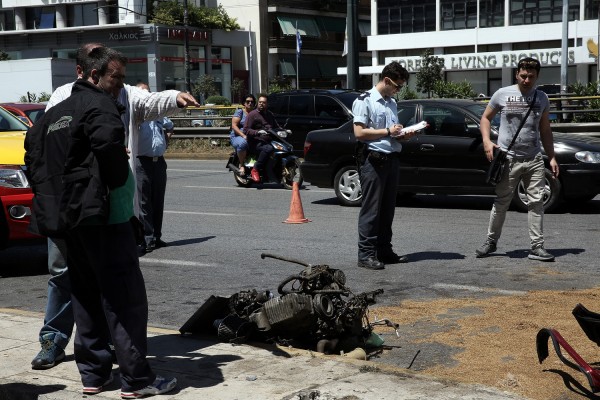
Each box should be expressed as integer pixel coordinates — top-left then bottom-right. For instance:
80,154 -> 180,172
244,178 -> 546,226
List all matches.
506,90 -> 538,151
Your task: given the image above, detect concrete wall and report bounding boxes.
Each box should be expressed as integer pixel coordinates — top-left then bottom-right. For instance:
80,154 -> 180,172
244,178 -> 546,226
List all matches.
0,58 -> 74,102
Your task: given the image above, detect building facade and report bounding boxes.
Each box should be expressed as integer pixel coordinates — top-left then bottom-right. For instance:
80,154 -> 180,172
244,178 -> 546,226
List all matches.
0,0 -> 249,101
341,0 -> 600,94
216,0 -> 371,92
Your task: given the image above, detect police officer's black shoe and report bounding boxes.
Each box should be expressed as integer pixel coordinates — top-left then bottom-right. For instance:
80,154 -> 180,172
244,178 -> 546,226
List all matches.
378,251 -> 408,264
358,257 -> 384,270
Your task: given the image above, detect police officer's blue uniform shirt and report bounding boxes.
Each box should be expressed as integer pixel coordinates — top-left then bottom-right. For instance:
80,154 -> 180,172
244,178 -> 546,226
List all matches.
352,87 -> 402,154
138,117 -> 174,157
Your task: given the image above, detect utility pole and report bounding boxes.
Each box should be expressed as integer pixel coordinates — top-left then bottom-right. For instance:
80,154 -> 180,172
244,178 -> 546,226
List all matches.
183,0 -> 191,93
346,0 -> 359,89
560,0 -> 568,95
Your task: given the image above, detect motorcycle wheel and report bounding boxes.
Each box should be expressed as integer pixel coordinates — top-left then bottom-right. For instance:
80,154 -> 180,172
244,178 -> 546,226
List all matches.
282,160 -> 303,190
234,171 -> 252,187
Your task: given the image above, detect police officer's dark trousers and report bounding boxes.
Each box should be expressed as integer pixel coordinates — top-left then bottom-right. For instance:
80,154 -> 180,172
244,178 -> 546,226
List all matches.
358,153 -> 400,260
65,221 -> 156,392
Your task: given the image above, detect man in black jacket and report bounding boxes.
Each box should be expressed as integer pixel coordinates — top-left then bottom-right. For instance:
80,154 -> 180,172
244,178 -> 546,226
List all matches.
25,47 -> 176,398
243,93 -> 280,183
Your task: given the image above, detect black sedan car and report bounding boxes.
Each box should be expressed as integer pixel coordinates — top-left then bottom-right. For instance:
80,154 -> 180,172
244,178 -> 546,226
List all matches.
301,99 -> 600,212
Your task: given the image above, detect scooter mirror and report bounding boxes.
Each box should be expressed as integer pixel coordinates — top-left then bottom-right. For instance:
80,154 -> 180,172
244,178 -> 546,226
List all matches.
276,130 -> 288,138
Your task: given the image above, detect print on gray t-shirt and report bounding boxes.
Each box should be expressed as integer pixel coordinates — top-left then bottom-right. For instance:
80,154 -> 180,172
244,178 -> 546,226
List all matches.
488,85 -> 549,158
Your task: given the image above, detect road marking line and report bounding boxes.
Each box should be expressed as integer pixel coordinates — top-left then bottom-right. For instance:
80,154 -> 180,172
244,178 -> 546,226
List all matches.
183,185 -> 333,193
164,210 -> 236,216
139,258 -> 218,267
431,283 -> 527,296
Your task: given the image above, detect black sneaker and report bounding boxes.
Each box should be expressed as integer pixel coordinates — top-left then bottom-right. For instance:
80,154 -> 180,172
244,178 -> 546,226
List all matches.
528,246 -> 555,261
358,257 -> 384,270
31,335 -> 65,370
476,240 -> 497,258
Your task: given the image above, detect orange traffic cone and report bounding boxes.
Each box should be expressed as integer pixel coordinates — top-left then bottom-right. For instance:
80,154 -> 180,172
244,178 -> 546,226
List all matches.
284,182 -> 311,224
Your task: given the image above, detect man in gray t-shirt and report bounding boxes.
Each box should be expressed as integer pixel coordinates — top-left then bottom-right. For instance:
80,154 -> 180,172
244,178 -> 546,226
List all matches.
476,57 -> 559,262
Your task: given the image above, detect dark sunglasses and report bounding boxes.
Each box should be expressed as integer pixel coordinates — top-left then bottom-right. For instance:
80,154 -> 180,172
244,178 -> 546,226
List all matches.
245,100 -> 255,104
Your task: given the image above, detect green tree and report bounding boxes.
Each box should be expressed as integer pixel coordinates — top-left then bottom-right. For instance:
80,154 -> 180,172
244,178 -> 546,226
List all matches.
267,76 -> 292,94
19,91 -> 51,102
433,80 -> 476,99
230,77 -> 246,104
416,49 -> 445,98
194,74 -> 218,103
151,1 -> 240,30
394,85 -> 418,100
569,81 -> 600,122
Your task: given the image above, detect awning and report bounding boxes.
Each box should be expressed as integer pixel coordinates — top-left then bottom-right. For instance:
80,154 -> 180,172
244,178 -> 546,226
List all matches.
279,59 -> 296,76
277,16 -> 321,37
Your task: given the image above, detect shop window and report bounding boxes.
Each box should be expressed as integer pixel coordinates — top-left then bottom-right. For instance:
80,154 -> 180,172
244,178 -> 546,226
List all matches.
510,0 -> 579,25
26,7 -> 55,29
377,0 -> 436,34
0,10 -> 15,31
585,0 -> 600,19
67,3 -> 99,27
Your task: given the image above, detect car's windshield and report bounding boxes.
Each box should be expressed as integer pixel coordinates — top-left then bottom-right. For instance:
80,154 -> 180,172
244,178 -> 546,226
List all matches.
465,103 -> 500,128
0,107 -> 29,131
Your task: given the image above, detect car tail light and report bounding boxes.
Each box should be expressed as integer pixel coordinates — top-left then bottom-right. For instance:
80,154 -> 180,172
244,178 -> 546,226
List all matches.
303,141 -> 312,159
0,165 -> 29,188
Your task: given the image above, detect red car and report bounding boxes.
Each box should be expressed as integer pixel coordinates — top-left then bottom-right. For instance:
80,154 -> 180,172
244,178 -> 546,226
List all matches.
0,102 -> 46,127
0,106 -> 40,249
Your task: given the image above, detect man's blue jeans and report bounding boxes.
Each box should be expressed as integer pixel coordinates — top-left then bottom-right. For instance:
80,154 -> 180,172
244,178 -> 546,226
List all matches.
39,238 -> 73,350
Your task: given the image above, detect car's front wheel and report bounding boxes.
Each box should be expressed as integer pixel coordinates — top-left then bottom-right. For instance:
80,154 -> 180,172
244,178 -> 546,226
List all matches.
334,165 -> 362,207
511,169 -> 562,213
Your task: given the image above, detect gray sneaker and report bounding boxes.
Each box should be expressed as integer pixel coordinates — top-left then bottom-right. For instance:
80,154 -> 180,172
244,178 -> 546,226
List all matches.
31,334 -> 65,370
528,246 -> 555,261
476,240 -> 497,258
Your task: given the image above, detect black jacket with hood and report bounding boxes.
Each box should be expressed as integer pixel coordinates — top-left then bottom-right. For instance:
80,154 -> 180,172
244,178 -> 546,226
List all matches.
25,79 -> 129,236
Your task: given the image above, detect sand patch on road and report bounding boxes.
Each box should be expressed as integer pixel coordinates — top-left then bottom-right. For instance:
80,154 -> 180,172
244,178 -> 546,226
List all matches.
373,287 -> 600,400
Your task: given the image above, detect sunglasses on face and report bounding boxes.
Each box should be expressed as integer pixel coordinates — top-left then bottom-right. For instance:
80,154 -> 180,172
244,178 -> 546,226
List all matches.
387,78 -> 403,89
245,100 -> 255,104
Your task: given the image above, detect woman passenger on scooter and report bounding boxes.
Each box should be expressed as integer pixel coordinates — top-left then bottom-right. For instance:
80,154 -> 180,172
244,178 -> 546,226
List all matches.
229,94 -> 256,176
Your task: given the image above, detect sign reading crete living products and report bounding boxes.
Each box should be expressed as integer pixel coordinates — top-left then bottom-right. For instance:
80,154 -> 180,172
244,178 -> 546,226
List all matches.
386,46 -> 597,73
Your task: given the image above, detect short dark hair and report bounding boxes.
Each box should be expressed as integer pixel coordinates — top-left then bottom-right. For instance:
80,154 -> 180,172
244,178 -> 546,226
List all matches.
257,93 -> 268,101
82,47 -> 128,79
517,57 -> 541,73
76,42 -> 104,70
381,61 -> 409,83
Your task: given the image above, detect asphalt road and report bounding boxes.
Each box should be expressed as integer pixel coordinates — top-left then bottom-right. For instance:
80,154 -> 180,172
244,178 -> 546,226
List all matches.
2,159 -> 600,369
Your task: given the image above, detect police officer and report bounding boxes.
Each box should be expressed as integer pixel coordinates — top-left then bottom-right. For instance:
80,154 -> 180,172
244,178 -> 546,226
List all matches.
352,61 -> 416,270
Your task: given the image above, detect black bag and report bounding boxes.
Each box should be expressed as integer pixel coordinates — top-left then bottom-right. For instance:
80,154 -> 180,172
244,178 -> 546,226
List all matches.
485,90 -> 537,186
485,148 -> 508,185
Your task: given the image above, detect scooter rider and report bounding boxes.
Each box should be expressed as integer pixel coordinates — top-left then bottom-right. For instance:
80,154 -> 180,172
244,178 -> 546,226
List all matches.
243,94 -> 281,183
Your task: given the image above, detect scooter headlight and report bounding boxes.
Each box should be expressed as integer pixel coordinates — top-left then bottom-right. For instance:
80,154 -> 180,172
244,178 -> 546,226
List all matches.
272,142 -> 285,151
276,130 -> 288,138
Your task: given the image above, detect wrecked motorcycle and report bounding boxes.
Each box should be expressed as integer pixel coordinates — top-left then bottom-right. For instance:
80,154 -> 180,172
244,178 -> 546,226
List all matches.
180,254 -> 396,355
226,129 -> 302,189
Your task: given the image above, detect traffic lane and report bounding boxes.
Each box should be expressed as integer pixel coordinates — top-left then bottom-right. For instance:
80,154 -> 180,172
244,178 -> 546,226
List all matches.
144,163 -> 600,329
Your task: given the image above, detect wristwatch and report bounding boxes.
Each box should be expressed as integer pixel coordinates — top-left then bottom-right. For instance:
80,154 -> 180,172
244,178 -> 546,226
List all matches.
386,127 -> 391,136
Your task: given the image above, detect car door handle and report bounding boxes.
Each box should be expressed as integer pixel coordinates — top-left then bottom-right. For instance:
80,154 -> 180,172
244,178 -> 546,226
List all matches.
420,144 -> 435,151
